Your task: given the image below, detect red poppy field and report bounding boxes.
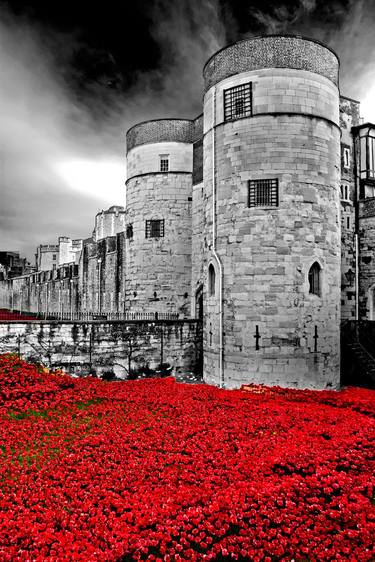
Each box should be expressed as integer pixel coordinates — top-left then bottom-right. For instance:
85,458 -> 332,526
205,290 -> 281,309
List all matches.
0,354 -> 374,562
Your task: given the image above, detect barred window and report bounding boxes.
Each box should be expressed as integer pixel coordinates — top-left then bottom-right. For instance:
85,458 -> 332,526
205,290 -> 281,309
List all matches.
248,179 -> 279,207
145,219 -> 164,238
160,155 -> 169,172
340,184 -> 349,202
126,224 -> 133,239
308,262 -> 321,296
224,82 -> 252,121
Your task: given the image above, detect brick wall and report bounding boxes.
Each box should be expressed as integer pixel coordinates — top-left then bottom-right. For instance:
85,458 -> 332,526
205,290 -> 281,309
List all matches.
0,319 -> 202,377
203,35 -> 339,91
126,119 -> 195,153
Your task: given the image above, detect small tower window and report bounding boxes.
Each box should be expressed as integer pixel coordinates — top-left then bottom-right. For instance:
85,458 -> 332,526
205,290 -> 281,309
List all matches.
224,82 -> 252,121
248,179 -> 279,207
308,262 -> 321,296
208,264 -> 216,297
145,219 -> 165,238
160,155 -> 169,172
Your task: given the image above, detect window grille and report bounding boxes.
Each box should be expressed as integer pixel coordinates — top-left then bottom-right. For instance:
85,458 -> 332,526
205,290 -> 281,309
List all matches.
160,155 -> 169,172
308,262 -> 321,296
126,224 -> 133,239
248,179 -> 279,207
208,264 -> 216,297
145,219 -> 165,238
224,82 -> 252,121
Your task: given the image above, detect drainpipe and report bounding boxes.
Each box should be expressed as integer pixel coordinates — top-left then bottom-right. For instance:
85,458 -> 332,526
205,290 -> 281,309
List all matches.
353,132 -> 360,321
211,86 -> 224,387
355,233 -> 359,321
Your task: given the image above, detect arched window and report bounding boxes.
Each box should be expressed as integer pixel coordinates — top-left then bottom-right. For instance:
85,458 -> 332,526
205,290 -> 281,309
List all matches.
308,262 -> 321,296
208,264 -> 216,297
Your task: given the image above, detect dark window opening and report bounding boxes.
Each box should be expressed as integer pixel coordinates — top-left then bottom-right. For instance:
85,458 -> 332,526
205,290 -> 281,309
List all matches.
208,264 -> 216,297
224,82 -> 252,121
160,155 -> 169,172
248,179 -> 279,207
146,219 -> 165,238
126,224 -> 133,239
308,262 -> 321,296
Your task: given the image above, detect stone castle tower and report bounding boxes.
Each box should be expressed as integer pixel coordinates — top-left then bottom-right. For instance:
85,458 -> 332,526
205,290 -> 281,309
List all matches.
200,36 -> 341,389
126,35 -> 342,389
125,120 -> 196,316
7,34 -> 373,390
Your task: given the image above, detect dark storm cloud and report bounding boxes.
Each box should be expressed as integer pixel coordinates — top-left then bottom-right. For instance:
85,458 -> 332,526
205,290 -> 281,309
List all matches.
0,10 -> 125,261
122,0 -> 227,121
1,0 -> 375,263
248,0 -> 375,114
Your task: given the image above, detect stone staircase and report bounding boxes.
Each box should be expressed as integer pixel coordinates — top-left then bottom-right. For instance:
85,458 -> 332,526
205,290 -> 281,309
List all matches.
341,321 -> 375,387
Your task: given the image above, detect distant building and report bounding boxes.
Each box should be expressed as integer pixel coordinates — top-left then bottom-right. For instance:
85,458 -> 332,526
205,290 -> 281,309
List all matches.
0,251 -> 31,279
35,244 -> 59,271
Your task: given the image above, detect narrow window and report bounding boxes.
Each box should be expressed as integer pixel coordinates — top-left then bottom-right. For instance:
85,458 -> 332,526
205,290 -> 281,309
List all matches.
145,219 -> 165,238
248,179 -> 279,207
340,184 -> 350,202
52,254 -> 56,260
347,216 -> 350,229
208,264 -> 216,297
308,262 -> 321,296
224,82 -> 252,121
343,147 -> 350,169
126,224 -> 133,239
160,155 -> 169,172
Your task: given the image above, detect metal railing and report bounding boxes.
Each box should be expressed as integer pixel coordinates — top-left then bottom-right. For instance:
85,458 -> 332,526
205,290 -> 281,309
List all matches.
0,309 -> 180,322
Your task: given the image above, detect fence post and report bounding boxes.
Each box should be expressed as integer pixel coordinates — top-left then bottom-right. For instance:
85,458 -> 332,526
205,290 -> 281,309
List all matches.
89,325 -> 93,373
160,324 -> 164,367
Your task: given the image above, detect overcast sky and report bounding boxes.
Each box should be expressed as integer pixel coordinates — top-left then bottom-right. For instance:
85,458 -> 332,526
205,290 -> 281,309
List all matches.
1,0 -> 375,261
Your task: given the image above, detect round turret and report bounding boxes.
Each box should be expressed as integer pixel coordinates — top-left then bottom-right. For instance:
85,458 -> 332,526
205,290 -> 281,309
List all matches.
125,119 -> 194,315
202,35 -> 341,389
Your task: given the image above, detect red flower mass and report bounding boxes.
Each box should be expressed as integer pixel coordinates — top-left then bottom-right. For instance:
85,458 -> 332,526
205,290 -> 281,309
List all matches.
0,354 -> 374,561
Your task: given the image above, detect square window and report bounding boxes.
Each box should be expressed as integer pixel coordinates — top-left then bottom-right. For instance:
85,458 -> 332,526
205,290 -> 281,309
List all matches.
160,155 -> 169,172
248,179 -> 279,208
224,83 -> 252,121
145,219 -> 165,238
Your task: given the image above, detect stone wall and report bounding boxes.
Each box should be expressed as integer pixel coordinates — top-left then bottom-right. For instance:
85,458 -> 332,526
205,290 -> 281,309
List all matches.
127,142 -> 193,178
0,320 -> 202,377
94,207 -> 126,241
339,96 -> 360,320
125,171 -> 192,315
358,199 -> 375,319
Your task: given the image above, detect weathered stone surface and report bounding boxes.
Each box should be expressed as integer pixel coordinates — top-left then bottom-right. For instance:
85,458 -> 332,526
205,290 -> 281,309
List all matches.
0,320 -> 202,377
203,60 -> 341,390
